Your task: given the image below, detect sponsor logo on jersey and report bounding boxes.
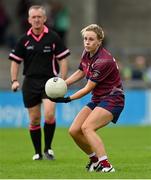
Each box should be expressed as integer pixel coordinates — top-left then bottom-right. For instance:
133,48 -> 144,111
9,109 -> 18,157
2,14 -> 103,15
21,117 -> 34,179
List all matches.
26,45 -> 34,50
43,46 -> 51,52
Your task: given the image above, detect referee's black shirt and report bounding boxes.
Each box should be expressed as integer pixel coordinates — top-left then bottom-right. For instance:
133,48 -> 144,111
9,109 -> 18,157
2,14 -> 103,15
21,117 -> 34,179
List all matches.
9,26 -> 70,78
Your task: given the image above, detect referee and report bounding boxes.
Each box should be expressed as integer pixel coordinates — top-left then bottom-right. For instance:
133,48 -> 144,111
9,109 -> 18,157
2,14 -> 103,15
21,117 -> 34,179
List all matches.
9,5 -> 70,160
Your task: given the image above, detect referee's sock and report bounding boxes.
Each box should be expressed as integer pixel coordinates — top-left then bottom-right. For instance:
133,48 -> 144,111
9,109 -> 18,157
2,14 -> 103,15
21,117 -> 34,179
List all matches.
44,120 -> 56,152
29,124 -> 42,156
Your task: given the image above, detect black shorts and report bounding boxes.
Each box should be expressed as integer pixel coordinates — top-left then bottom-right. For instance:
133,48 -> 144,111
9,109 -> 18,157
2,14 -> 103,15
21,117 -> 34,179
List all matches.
22,77 -> 50,108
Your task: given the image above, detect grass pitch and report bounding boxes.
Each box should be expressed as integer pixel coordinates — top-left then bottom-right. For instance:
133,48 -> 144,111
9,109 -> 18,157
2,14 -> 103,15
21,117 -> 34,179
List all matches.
0,126 -> 151,179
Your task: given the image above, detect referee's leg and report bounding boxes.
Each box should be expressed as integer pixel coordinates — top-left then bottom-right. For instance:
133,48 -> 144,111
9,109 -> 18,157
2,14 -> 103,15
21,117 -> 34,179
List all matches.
43,99 -> 56,160
28,104 -> 42,160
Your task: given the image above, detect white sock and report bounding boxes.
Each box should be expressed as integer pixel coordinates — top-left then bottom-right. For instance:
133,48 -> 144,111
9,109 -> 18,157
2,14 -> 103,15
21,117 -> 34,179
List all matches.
98,155 -> 108,162
88,152 -> 96,158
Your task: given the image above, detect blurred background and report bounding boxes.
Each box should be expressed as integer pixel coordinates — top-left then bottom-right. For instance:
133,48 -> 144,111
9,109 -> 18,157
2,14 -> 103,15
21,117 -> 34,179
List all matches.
0,0 -> 151,127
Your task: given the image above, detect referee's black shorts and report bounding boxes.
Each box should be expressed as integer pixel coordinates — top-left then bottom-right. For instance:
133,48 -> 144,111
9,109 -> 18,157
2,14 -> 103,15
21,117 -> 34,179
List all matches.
22,77 -> 50,108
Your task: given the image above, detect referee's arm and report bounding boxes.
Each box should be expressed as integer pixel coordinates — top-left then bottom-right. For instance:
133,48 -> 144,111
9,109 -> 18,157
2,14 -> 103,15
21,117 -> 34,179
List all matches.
10,61 -> 20,91
58,58 -> 68,80
11,61 -> 20,82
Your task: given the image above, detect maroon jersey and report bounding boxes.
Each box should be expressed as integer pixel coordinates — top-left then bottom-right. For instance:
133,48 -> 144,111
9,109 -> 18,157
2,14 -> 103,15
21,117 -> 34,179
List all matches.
79,47 -> 124,103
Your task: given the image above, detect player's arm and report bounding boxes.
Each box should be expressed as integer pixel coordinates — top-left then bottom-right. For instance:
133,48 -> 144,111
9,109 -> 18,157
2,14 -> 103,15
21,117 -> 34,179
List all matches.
65,69 -> 85,86
10,61 -> 20,91
58,58 -> 68,80
49,79 -> 96,103
70,79 -> 96,100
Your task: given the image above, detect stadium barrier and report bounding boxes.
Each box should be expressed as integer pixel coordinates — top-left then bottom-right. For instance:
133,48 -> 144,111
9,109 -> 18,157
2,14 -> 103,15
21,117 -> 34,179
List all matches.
0,90 -> 151,127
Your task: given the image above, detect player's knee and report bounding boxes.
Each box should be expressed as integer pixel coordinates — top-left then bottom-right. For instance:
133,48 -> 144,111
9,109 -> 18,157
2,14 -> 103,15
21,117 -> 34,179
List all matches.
81,123 -> 91,135
68,126 -> 79,138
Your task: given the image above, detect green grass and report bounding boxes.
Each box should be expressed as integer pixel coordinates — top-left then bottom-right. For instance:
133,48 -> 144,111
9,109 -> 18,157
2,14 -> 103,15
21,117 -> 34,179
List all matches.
0,126 -> 151,179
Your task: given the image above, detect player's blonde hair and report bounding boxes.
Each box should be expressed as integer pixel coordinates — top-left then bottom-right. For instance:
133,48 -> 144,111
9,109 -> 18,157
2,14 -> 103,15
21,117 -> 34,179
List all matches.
81,24 -> 104,41
28,5 -> 46,16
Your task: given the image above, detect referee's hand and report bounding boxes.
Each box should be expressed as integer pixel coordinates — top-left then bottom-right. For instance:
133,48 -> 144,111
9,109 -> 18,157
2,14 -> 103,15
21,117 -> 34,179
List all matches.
11,80 -> 20,92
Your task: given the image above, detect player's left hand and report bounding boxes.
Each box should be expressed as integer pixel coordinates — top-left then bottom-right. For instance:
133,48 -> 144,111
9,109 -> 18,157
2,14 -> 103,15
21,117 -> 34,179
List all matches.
49,96 -> 71,103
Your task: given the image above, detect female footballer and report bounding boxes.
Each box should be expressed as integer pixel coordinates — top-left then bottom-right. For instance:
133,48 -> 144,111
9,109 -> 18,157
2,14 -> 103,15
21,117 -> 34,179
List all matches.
50,24 -> 125,172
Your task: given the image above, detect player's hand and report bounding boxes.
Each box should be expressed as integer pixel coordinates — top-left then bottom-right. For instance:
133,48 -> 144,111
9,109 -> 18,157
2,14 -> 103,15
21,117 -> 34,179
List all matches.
11,80 -> 19,92
49,96 -> 71,103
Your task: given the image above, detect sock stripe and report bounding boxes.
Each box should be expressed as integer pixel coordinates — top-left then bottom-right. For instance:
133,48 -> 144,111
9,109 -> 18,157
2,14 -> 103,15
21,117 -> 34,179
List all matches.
29,124 -> 41,131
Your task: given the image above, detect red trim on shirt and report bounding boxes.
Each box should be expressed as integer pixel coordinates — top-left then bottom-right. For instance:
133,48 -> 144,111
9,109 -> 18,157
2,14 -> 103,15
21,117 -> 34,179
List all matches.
24,40 -> 30,47
9,53 -> 23,61
56,49 -> 70,59
27,25 -> 49,42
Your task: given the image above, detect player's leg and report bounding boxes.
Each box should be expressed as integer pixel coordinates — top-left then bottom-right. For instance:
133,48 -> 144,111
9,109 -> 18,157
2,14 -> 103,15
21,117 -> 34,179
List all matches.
69,106 -> 93,154
28,104 -> 42,160
69,106 -> 99,171
81,107 -> 115,172
42,99 -> 56,160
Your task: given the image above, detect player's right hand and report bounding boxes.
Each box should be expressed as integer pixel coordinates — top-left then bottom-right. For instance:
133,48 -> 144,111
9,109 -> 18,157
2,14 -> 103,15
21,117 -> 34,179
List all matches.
49,96 -> 71,103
